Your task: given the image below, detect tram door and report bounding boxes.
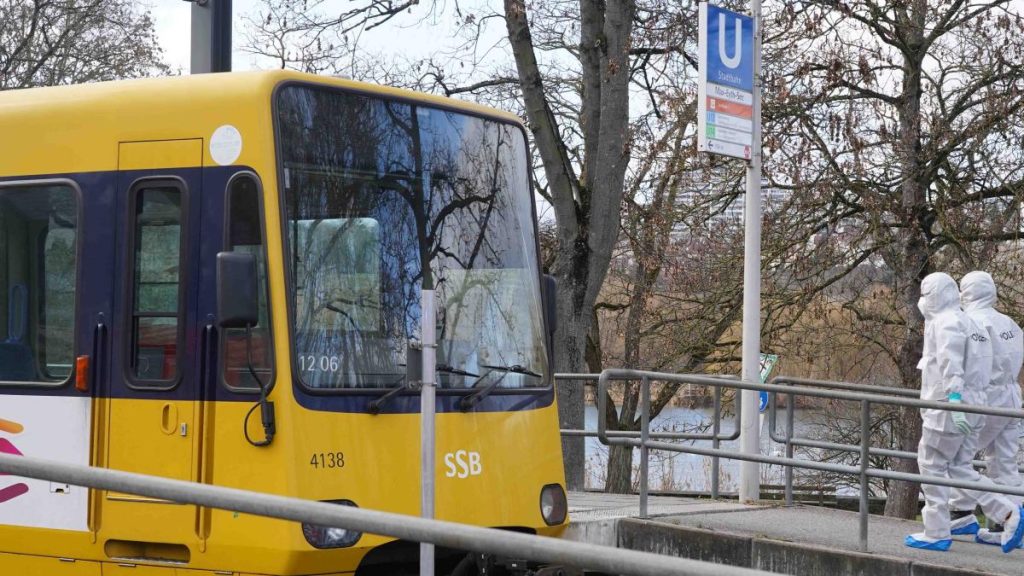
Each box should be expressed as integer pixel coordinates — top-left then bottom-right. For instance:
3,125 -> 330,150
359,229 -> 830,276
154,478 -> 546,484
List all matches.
101,140 -> 205,550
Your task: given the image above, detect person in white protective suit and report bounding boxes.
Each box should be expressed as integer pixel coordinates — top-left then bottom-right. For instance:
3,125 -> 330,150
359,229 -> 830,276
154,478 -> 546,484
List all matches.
946,271 -> 1024,546
906,272 -> 1024,553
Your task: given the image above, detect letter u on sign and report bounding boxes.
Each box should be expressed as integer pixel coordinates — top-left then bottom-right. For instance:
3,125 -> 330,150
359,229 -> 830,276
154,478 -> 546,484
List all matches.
718,13 -> 742,69
702,4 -> 754,93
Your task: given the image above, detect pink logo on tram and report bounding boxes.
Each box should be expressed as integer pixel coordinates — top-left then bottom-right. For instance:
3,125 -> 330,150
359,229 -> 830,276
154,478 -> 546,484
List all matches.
0,418 -> 28,504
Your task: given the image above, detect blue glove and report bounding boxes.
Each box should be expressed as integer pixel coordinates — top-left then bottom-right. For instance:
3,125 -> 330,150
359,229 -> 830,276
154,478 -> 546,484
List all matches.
949,393 -> 972,435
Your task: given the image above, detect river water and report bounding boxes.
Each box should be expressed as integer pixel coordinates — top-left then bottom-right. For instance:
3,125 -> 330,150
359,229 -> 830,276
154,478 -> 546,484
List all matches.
583,404 -> 823,492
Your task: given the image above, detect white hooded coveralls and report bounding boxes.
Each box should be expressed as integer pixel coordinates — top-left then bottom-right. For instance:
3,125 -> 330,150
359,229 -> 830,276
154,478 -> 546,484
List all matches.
950,271 -> 1024,511
916,273 -> 1015,540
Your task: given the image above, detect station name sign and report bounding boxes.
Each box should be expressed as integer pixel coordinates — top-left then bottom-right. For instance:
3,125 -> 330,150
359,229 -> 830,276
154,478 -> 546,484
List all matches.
698,3 -> 756,161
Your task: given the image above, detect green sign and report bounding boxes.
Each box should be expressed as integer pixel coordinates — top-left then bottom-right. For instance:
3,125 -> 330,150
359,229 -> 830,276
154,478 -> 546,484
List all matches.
758,354 -> 779,413
759,353 -> 779,384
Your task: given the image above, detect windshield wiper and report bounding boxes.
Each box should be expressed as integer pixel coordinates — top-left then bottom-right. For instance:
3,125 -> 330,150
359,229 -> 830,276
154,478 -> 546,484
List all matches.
437,364 -> 479,378
459,364 -> 542,412
370,365 -> 482,415
368,374 -> 408,415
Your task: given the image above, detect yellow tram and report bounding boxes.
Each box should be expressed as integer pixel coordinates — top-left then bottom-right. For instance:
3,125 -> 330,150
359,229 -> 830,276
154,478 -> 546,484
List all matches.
0,70 -> 566,575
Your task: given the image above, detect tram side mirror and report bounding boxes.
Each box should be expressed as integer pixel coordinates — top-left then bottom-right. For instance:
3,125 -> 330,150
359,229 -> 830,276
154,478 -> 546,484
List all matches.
542,274 -> 558,335
217,252 -> 259,329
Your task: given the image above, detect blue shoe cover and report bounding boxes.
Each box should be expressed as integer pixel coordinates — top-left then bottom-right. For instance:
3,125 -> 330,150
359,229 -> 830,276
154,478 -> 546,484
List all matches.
1001,508 -> 1024,553
905,533 -> 952,551
976,530 -> 1001,546
951,521 -> 979,535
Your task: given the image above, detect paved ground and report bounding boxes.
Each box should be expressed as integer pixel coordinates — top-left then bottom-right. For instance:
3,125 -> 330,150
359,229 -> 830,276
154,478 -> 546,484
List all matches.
567,491 -> 1024,575
567,491 -> 754,522
666,504 -> 1024,575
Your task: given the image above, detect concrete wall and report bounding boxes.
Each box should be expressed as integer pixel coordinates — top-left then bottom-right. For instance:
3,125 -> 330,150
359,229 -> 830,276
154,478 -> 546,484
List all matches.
616,519 -> 995,576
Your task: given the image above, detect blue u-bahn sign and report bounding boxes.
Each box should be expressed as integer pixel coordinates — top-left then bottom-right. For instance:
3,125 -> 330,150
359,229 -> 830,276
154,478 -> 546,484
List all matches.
697,3 -> 757,161
704,4 -> 754,92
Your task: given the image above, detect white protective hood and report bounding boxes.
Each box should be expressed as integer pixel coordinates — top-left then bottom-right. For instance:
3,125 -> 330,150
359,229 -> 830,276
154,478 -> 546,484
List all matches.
960,271 -> 997,312
918,272 -> 992,431
919,273 -> 961,320
959,270 -> 1024,407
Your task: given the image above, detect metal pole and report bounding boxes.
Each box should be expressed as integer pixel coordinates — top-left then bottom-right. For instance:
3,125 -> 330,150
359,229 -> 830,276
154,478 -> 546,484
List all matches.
639,377 -> 650,518
784,391 -> 794,506
738,0 -> 764,503
420,289 -> 436,576
859,400 -> 870,552
190,0 -> 232,74
711,386 -> 721,499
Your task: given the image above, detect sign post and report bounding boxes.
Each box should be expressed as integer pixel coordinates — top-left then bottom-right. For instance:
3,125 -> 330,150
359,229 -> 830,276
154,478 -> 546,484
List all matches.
698,1 -> 762,502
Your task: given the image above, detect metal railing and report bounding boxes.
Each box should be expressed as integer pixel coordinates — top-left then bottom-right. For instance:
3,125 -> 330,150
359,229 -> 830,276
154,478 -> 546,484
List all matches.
768,376 -> 916,507
555,372 -> 741,510
767,376 -> 1024,507
566,369 -> 1024,552
0,452 -> 775,576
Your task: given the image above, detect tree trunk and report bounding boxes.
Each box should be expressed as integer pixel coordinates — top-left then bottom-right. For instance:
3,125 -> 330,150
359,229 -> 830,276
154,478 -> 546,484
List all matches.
886,0 -> 928,519
604,379 -> 640,493
606,444 -> 635,493
504,0 -> 633,490
555,305 -> 591,490
885,405 -> 923,518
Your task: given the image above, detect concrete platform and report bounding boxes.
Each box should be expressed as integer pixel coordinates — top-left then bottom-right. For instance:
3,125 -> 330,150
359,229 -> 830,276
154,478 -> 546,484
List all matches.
568,490 -> 755,522
566,492 -> 1024,575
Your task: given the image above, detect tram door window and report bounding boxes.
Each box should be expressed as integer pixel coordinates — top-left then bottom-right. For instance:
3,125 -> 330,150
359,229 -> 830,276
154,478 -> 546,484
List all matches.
128,185 -> 184,384
0,185 -> 78,385
222,174 -> 273,390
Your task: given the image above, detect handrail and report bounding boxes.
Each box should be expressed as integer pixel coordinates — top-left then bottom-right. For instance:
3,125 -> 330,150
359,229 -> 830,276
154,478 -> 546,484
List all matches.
555,372 -> 740,506
0,453 -> 774,576
586,368 -> 1024,553
765,377 -> 1022,489
599,370 -> 1024,418
554,374 -> 740,440
773,376 -> 919,398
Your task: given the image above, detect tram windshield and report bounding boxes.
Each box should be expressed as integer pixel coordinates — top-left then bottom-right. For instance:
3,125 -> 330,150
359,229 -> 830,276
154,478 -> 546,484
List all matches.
276,85 -> 548,391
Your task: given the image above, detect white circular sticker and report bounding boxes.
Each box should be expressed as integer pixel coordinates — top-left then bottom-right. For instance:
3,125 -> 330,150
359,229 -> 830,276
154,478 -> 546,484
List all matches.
210,125 -> 243,166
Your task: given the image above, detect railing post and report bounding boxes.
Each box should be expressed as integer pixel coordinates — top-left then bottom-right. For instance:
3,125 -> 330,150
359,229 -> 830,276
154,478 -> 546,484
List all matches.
712,386 -> 721,499
859,399 -> 870,552
785,384 -> 794,507
639,376 -> 650,519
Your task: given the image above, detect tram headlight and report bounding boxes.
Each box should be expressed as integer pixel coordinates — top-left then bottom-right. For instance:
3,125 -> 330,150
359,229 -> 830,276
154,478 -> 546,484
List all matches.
539,484 -> 567,526
301,499 -> 362,549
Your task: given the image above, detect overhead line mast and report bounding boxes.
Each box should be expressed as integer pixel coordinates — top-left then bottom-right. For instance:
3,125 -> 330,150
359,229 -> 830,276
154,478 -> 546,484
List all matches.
187,0 -> 232,74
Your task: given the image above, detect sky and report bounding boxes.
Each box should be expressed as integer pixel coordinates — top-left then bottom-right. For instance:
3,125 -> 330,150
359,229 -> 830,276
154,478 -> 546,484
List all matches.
152,0 -> 1024,73
148,2 -> 191,73
148,0 -> 490,73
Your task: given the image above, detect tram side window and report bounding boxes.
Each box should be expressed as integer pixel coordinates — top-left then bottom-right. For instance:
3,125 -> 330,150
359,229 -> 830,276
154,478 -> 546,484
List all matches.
129,185 -> 183,384
0,185 -> 78,385
222,175 -> 273,390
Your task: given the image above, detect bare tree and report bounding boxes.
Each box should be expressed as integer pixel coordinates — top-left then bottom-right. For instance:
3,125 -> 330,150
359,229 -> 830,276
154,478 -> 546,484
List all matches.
769,0 -> 1024,518
503,0 -> 635,489
0,0 -> 168,89
240,0 -> 419,75
596,136 -> 885,492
